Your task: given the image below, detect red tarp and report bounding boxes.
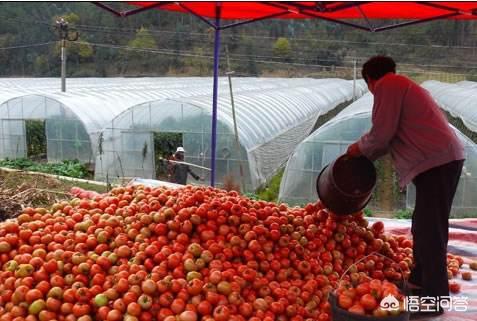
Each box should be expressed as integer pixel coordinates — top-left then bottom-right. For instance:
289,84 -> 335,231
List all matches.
130,2 -> 477,21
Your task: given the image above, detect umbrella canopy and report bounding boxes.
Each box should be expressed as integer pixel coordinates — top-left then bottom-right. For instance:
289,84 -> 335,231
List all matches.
129,2 -> 477,19
94,2 -> 477,31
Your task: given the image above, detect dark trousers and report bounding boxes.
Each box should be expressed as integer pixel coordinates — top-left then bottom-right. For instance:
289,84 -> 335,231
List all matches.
409,159 -> 464,298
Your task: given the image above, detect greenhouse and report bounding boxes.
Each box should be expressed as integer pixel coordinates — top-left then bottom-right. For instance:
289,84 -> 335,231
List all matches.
422,80 -> 477,132
0,89 -> 168,163
0,77 -> 319,165
95,79 -> 368,190
279,93 -> 477,217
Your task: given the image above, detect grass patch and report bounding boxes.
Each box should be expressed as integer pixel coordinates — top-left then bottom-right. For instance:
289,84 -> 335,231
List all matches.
255,169 -> 284,202
0,158 -> 90,179
364,208 -> 373,217
394,209 -> 413,219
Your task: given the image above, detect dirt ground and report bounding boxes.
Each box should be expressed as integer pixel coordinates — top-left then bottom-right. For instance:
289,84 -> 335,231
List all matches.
0,169 -> 108,221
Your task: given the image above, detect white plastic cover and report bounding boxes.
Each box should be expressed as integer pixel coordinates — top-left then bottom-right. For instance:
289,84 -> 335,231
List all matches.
1,77 -> 326,162
95,79 -> 368,191
422,80 -> 477,132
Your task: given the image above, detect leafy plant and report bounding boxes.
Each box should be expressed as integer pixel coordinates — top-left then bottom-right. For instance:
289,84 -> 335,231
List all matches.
363,208 -> 373,217
0,158 -> 89,179
154,132 -> 182,179
243,192 -> 260,201
25,120 -> 46,159
256,169 -> 284,202
394,209 -> 413,219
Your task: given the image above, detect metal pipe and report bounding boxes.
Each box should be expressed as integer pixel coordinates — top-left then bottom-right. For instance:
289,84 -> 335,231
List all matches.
61,39 -> 66,92
210,4 -> 221,187
353,59 -> 357,100
227,71 -> 246,192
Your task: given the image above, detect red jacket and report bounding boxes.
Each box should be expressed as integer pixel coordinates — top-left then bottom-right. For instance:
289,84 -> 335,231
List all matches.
358,73 -> 465,188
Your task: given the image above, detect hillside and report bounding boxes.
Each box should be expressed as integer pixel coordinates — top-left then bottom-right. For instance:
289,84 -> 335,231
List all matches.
1,2 -> 477,81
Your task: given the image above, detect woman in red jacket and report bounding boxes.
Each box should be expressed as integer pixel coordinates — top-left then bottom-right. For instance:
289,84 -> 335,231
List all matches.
347,56 -> 465,318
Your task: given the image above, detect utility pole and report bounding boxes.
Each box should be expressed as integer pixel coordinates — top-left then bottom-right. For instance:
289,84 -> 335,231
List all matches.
225,45 -> 246,193
353,58 -> 357,101
54,18 -> 78,92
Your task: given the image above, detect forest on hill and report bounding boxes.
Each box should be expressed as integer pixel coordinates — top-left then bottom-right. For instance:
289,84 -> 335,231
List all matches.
1,2 -> 477,81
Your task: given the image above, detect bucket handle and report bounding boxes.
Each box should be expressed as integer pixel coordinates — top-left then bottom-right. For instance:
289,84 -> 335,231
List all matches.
334,251 -> 409,295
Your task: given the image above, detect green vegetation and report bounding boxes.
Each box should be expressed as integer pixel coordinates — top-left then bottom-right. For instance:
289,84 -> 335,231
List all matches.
256,169 -> 284,202
364,208 -> 373,217
0,158 -> 90,179
273,37 -> 291,61
153,132 -> 182,180
243,192 -> 260,201
25,120 -> 46,159
0,3 -> 476,78
68,180 -> 108,193
394,209 -> 413,219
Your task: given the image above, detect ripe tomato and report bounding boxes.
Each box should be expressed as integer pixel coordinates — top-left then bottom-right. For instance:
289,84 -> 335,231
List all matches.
360,294 -> 378,311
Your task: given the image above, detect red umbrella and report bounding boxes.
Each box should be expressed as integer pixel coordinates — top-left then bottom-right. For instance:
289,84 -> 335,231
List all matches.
94,1 -> 477,187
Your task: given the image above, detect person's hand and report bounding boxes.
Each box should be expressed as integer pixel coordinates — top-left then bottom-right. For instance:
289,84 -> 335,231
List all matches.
346,142 -> 362,157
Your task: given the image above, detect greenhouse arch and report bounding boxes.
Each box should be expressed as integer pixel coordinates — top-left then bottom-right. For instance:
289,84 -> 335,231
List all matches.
95,78 -> 367,191
0,94 -> 94,163
0,87 -> 172,164
279,94 -> 477,217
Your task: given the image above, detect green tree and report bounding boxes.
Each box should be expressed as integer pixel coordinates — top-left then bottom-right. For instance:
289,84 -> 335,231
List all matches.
171,24 -> 183,70
63,12 -> 80,24
121,27 -> 158,74
34,55 -> 49,74
0,34 -> 15,74
184,47 -> 210,75
273,37 -> 291,61
128,27 -> 157,49
78,43 -> 93,58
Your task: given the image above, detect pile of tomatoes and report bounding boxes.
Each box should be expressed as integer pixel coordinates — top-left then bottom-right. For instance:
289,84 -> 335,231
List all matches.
0,184 -> 463,321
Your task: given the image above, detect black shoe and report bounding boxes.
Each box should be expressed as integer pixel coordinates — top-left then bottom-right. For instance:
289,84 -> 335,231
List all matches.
404,281 -> 422,296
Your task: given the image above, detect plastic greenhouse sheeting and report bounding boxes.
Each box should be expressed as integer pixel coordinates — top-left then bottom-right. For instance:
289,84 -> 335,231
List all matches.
95,79 -> 368,190
422,80 -> 477,133
279,93 -> 477,217
0,90 -> 168,163
0,77 -> 328,164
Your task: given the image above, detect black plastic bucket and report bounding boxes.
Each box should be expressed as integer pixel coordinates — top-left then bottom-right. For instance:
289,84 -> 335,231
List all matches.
316,155 -> 376,216
329,293 -> 410,321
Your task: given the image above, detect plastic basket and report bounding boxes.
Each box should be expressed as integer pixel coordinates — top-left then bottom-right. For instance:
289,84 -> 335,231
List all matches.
329,293 -> 410,321
329,252 -> 411,321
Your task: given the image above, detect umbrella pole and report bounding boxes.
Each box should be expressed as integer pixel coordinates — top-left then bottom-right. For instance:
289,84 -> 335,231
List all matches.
210,5 -> 221,187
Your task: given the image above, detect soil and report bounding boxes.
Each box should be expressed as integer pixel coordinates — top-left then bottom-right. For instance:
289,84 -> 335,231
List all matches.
0,168 -> 108,221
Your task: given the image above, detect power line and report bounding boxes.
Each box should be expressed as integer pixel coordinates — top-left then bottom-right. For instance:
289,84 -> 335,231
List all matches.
75,41 -> 477,71
0,42 -> 55,50
2,13 -> 473,51
73,23 -> 477,50
0,38 -> 471,72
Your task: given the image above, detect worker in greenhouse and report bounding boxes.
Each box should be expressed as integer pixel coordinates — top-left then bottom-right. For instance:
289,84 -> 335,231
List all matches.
167,146 -> 201,185
346,56 -> 465,316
